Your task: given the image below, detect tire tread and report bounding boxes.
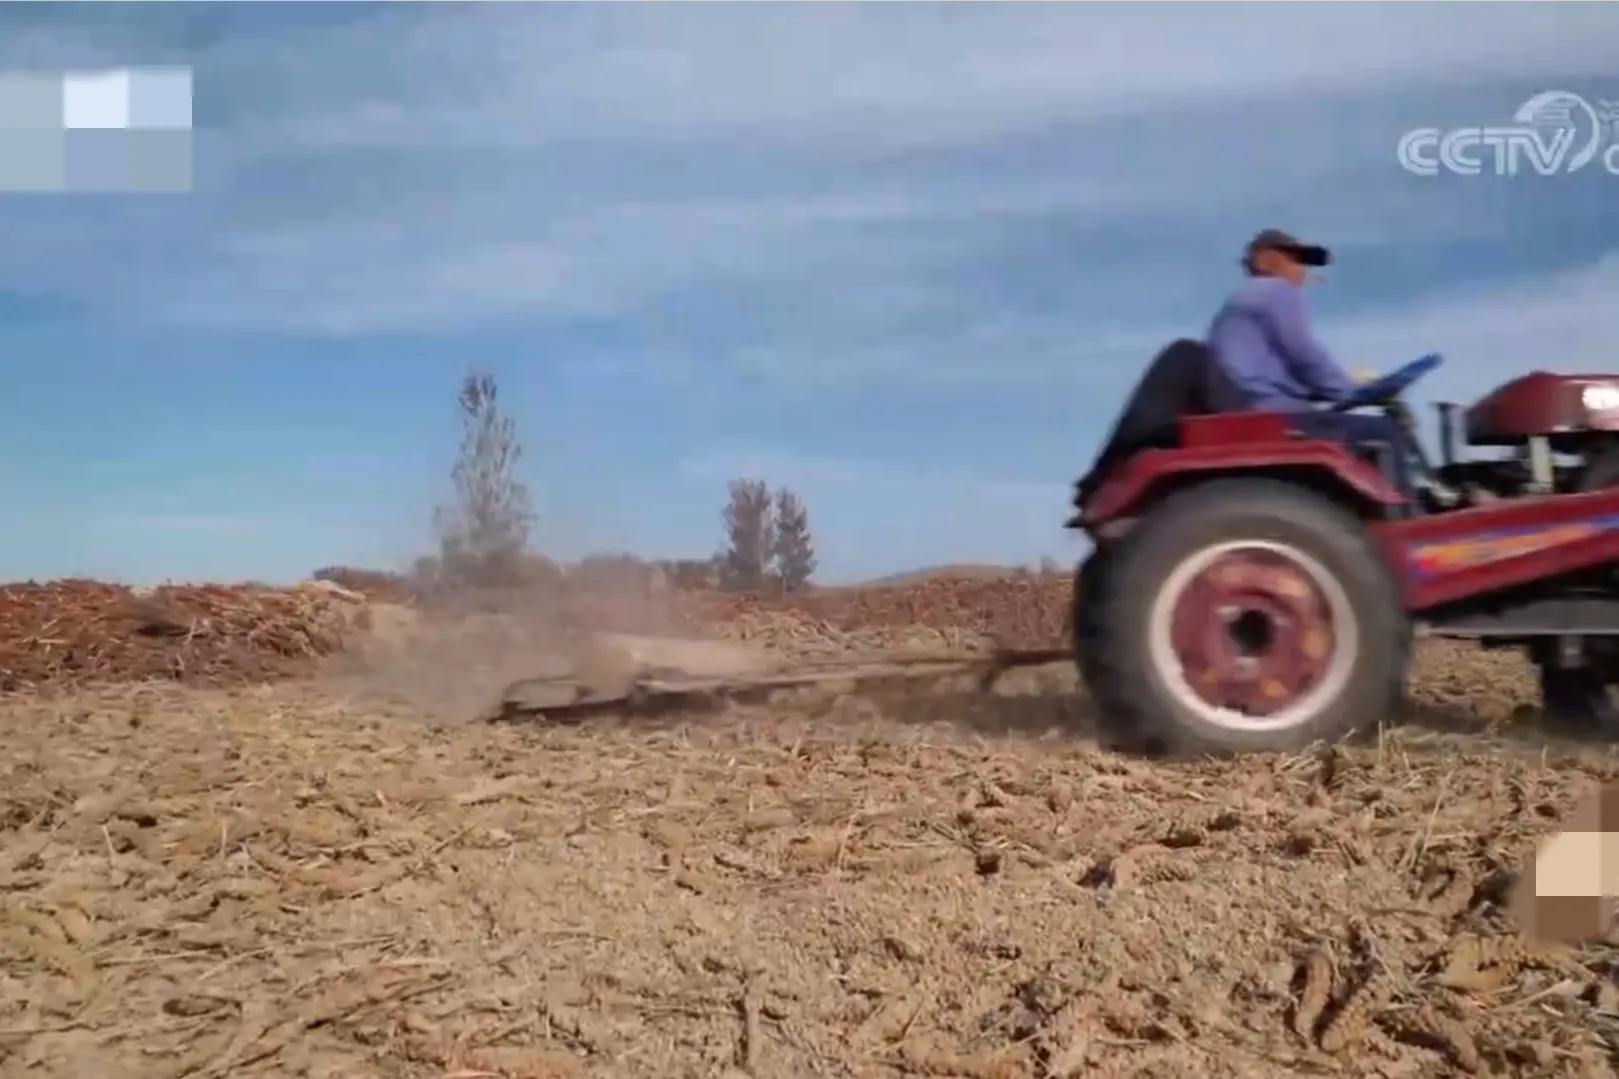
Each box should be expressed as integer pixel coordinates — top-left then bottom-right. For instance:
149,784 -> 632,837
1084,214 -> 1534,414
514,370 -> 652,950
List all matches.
1075,478 -> 1407,757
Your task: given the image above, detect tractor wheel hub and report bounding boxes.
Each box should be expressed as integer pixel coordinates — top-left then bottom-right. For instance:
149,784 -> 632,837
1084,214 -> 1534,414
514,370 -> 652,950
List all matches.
1150,541 -> 1356,730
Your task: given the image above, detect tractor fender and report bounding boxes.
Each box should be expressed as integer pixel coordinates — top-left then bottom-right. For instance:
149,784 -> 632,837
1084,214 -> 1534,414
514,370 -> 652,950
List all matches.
1075,440 -> 1406,529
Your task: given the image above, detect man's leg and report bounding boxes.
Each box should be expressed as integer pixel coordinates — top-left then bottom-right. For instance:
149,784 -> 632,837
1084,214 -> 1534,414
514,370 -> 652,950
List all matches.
1290,411 -> 1420,505
1078,339 -> 1210,502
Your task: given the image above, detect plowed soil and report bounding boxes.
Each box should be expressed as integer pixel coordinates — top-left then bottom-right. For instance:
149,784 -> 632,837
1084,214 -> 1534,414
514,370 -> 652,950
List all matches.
694,574 -> 1072,652
3,576 -> 1618,1076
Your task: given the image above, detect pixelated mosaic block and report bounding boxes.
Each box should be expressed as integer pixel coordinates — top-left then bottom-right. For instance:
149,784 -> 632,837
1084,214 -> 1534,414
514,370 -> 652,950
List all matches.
0,67 -> 191,192
1509,782 -> 1619,943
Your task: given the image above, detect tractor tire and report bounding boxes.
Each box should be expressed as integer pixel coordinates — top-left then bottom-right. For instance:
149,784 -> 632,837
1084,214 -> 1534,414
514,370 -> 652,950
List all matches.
1578,442 -> 1619,594
1532,433 -> 1619,733
1071,543 -> 1113,692
1579,441 -> 1619,492
1537,660 -> 1619,735
1077,478 -> 1408,757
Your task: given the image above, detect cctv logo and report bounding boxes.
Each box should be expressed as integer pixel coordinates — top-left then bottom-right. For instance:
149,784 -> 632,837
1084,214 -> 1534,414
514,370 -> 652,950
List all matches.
1399,91 -> 1619,177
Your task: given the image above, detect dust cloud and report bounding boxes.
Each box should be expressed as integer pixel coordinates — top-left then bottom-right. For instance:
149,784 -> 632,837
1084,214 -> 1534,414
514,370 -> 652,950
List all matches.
317,559 -> 710,724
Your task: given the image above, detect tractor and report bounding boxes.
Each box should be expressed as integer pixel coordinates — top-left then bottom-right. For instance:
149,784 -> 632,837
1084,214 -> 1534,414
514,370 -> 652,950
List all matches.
1068,350 -> 1619,757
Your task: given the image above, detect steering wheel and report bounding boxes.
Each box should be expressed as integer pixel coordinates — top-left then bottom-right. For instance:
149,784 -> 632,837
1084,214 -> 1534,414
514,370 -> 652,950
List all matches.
1330,353 -> 1443,412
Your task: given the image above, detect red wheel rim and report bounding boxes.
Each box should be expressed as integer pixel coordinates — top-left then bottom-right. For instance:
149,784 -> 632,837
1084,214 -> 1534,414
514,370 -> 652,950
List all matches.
1165,546 -> 1339,718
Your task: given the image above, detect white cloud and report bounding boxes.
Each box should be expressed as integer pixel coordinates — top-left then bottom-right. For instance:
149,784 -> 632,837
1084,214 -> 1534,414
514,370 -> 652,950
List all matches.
3,5 -> 1618,352
241,5 -> 1619,152
1324,253 -> 1619,404
147,174 -> 1150,336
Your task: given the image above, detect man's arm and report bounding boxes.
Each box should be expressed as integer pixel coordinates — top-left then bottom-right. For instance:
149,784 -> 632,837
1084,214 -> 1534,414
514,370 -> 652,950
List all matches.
1260,283 -> 1359,404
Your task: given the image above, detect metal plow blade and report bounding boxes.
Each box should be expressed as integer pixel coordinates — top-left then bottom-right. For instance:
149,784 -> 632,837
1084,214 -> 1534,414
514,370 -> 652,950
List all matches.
489,632 -> 1070,723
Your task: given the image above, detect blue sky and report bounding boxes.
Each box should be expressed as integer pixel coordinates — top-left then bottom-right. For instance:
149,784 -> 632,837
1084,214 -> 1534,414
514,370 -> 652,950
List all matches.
6,3 -> 1619,585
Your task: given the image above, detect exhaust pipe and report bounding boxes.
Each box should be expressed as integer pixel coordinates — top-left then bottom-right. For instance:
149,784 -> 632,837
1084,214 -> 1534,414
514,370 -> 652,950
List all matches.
1435,402 -> 1459,469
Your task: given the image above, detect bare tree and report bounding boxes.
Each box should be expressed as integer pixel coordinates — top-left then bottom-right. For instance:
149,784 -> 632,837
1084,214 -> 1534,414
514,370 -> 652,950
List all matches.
771,487 -> 817,593
658,557 -> 723,591
720,479 -> 774,593
433,371 -> 536,587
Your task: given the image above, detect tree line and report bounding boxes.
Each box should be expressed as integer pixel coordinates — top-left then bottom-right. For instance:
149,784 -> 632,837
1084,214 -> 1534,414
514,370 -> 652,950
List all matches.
388,370 -> 818,596
718,478 -> 817,594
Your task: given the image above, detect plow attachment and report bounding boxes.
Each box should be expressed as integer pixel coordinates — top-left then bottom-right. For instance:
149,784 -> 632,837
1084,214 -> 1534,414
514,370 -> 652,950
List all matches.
489,632 -> 1071,722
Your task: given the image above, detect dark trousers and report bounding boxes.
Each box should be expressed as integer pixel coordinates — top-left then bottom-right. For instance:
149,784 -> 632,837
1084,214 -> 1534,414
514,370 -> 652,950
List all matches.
1289,411 -> 1419,504
1078,339 -> 1239,503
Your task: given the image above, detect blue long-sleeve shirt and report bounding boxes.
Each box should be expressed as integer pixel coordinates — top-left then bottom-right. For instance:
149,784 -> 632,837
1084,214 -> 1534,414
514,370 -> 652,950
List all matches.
1206,276 -> 1358,412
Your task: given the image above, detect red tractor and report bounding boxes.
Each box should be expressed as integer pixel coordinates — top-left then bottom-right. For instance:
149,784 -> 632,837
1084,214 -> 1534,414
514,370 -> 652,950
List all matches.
1069,352 -> 1619,756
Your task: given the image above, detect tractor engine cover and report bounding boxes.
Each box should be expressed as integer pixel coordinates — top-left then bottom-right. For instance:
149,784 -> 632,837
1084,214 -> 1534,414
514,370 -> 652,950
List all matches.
1465,371 -> 1619,446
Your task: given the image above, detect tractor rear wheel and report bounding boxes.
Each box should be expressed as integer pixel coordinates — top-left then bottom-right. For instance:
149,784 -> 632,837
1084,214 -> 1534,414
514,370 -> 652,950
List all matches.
1579,441 -> 1619,492
1077,478 -> 1408,757
1071,542 -> 1113,692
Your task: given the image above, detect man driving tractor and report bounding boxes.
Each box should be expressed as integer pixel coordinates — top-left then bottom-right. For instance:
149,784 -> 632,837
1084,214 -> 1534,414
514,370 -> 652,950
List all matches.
1070,229 -> 1619,757
1206,228 -> 1455,508
1075,228 -> 1458,512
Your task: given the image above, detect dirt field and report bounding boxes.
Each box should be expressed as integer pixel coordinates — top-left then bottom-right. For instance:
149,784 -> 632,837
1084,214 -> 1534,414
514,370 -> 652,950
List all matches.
4,628 -> 1619,1078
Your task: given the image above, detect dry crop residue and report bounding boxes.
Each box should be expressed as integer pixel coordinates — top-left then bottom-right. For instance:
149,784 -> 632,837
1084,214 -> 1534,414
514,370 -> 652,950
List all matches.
4,674 -> 1619,1078
0,581 -> 355,693
0,574 -> 1066,698
692,574 -> 1074,653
